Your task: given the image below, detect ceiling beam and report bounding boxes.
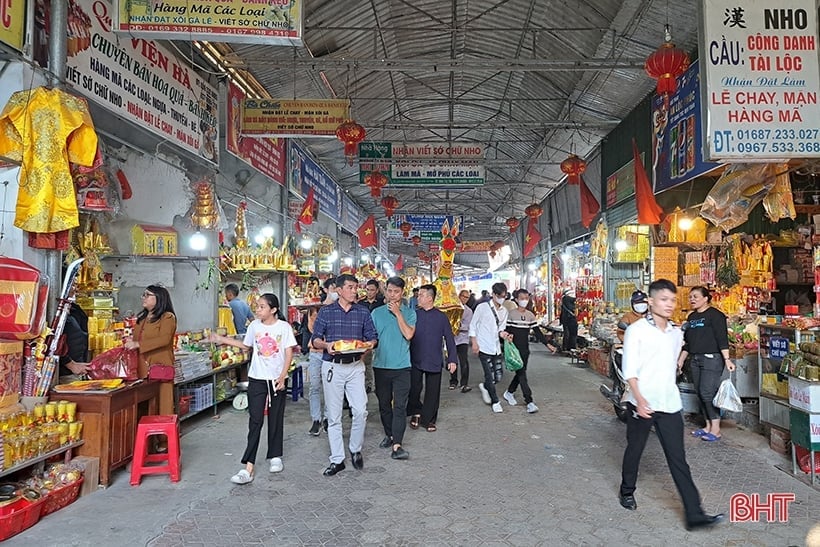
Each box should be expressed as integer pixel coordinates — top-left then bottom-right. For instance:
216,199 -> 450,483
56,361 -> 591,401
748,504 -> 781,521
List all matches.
223,56 -> 646,72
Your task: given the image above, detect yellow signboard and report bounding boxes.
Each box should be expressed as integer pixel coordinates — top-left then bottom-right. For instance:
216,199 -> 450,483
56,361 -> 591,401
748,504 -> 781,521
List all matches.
0,0 -> 26,51
113,0 -> 302,46
241,99 -> 350,137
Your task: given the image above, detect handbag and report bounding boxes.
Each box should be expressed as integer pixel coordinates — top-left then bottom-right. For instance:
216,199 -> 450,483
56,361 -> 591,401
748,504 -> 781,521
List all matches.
148,363 -> 175,382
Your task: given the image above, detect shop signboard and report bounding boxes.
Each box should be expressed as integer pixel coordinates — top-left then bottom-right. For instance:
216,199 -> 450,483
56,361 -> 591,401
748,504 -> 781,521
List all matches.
769,336 -> 790,359
605,154 -> 643,208
652,60 -> 723,192
113,0 -> 303,46
241,99 -> 349,137
700,0 -> 820,160
340,193 -> 362,236
289,142 -> 342,224
359,142 -> 485,187
0,0 -> 25,51
386,214 -> 463,242
460,240 -> 494,253
59,0 -> 219,164
226,82 -> 286,185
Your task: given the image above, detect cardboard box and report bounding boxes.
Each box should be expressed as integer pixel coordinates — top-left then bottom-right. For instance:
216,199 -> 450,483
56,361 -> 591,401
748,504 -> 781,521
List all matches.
70,456 -> 100,496
789,376 -> 820,413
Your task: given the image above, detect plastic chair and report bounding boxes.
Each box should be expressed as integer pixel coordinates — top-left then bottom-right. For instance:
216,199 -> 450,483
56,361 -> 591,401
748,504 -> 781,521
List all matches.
130,415 -> 181,486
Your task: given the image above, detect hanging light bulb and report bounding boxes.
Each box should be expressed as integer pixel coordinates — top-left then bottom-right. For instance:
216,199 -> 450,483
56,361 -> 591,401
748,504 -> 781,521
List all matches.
343,257 -> 353,266
328,250 -> 339,262
615,239 -> 629,252
190,230 -> 207,251
300,236 -> 313,250
261,225 -> 274,238
678,216 -> 693,231
254,233 -> 267,245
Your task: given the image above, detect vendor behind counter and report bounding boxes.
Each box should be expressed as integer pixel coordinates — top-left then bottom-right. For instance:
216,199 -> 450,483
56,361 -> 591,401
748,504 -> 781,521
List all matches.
59,303 -> 90,380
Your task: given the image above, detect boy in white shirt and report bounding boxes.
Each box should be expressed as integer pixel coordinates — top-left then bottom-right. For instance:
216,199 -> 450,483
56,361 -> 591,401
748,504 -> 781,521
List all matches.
468,282 -> 512,413
619,279 -> 723,530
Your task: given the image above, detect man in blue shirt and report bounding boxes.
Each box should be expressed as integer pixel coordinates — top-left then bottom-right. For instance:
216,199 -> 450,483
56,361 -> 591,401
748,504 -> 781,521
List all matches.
311,274 -> 378,476
225,283 -> 254,334
408,287 -> 419,309
370,277 -> 416,460
408,284 -> 457,431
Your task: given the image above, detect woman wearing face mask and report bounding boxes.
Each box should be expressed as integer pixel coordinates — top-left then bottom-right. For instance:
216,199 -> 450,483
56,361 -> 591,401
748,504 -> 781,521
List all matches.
677,286 -> 735,442
501,289 -> 551,413
617,290 -> 649,343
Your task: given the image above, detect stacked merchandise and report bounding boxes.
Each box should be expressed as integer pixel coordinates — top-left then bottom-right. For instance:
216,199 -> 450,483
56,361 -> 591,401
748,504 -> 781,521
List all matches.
175,352 -> 212,383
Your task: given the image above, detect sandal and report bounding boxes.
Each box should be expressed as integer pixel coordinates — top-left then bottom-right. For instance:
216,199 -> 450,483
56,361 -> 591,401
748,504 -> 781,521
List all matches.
701,432 -> 721,442
691,429 -> 708,438
426,423 -> 437,432
409,415 -> 420,429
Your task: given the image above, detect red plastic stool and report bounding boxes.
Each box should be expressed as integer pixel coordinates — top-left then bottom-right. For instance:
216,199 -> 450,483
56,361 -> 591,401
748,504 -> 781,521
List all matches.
130,415 -> 181,486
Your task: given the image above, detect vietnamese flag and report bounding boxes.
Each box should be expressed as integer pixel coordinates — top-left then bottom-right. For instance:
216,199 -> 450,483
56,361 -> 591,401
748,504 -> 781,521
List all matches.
357,215 -> 378,249
298,187 -> 316,225
523,218 -> 541,257
394,254 -> 403,271
579,175 -> 600,228
632,140 -> 663,225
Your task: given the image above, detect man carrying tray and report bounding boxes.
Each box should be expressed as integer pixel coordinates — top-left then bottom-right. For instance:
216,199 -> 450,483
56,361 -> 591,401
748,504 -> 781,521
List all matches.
311,274 -> 378,476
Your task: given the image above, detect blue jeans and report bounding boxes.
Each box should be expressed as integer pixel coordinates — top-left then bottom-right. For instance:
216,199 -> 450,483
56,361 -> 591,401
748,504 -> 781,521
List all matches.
478,352 -> 502,404
307,352 -> 324,422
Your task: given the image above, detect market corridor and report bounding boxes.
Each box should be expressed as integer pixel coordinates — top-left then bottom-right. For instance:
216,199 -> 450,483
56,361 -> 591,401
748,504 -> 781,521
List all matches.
13,347 -> 819,546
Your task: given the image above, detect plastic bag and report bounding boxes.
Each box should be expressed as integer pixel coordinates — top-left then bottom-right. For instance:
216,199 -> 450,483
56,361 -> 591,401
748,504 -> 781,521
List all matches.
504,342 -> 524,372
700,163 -> 778,232
87,347 -> 139,381
713,378 -> 742,412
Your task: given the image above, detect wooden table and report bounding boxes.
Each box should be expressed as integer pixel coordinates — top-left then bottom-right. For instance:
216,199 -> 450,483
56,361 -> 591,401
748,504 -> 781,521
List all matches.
54,381 -> 160,486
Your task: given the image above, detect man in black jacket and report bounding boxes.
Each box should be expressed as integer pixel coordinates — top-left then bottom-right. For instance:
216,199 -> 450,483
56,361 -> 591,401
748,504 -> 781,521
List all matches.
59,303 -> 90,378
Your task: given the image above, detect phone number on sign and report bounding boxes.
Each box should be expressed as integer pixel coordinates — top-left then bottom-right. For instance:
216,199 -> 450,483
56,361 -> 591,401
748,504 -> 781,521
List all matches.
735,141 -> 820,154
736,128 -> 820,141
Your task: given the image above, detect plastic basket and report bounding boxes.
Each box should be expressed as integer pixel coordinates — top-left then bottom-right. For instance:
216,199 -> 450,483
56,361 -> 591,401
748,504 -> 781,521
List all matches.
178,384 -> 213,413
0,497 -> 44,541
41,478 -> 84,518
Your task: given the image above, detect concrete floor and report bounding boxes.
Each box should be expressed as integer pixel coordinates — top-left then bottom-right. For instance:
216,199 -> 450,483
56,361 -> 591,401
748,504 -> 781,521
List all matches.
11,347 -> 820,546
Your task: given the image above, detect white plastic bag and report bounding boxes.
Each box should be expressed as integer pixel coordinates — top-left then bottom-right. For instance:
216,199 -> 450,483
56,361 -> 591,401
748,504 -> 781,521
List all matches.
713,379 -> 743,412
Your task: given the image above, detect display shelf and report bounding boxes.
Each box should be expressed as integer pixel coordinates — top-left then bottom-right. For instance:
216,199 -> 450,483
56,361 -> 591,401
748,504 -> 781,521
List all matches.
0,441 -> 84,480
100,254 -> 210,273
175,360 -> 248,421
175,360 -> 246,386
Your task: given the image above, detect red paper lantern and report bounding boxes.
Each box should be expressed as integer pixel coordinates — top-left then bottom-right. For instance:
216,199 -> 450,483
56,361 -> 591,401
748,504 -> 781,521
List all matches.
525,204 -> 543,220
441,238 -> 456,252
411,235 -> 422,246
364,170 -> 388,198
505,217 -> 520,233
381,195 -> 399,218
399,221 -> 413,238
560,154 -> 587,185
644,27 -> 690,100
335,119 -> 366,166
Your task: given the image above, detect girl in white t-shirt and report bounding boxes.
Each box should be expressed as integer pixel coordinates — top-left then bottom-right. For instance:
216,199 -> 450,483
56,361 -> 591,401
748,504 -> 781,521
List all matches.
210,293 -> 296,484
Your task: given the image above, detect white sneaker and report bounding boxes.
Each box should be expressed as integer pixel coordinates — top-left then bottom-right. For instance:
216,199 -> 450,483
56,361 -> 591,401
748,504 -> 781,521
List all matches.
269,457 -> 284,473
527,402 -> 539,413
503,391 -> 518,406
492,402 -> 503,413
230,469 -> 253,484
478,383 -> 491,405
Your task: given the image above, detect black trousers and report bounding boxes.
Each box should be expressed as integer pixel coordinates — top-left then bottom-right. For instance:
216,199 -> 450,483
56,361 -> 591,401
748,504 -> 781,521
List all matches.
561,317 -> 578,351
407,366 -> 443,425
507,349 -> 532,404
690,354 -> 724,421
242,377 -> 286,465
620,404 -> 705,521
449,344 -> 470,387
374,367 -> 411,445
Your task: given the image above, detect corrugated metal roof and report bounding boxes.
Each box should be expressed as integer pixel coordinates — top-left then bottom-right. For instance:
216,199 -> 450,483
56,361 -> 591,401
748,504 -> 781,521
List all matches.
210,0 -> 701,249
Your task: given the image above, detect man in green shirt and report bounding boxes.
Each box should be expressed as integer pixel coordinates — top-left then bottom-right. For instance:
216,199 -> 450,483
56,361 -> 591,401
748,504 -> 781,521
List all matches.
370,276 -> 416,460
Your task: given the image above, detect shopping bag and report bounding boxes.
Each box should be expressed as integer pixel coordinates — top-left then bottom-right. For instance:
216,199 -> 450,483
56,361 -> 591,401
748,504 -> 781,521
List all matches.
504,342 -> 524,372
713,378 -> 742,412
87,347 -> 139,381
147,364 -> 175,382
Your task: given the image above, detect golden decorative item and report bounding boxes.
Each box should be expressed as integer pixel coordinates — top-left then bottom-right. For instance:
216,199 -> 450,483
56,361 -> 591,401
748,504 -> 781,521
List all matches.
432,218 -> 463,334
191,180 -> 218,230
234,201 -> 248,248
